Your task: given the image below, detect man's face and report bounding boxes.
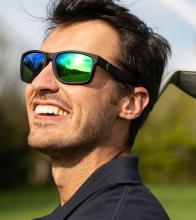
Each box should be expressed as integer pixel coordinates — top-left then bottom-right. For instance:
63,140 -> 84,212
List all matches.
25,20 -> 124,152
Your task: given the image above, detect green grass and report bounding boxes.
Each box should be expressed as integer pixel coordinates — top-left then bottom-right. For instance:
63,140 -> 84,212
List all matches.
0,186 -> 59,220
0,184 -> 196,220
149,184 -> 196,220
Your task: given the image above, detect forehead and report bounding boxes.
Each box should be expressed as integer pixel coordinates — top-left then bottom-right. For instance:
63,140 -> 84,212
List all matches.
41,20 -> 120,63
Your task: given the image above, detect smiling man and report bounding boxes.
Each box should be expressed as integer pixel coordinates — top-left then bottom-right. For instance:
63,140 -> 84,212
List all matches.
21,0 -> 171,219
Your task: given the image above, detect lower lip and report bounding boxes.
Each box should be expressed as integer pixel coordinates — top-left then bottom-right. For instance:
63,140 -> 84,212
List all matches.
34,113 -> 68,121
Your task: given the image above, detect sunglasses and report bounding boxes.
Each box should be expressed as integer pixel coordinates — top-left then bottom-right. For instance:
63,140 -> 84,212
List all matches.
20,50 -> 131,85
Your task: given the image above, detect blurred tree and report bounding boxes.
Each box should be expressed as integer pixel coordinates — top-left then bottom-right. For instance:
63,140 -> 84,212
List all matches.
133,86 -> 196,183
0,25 -> 30,188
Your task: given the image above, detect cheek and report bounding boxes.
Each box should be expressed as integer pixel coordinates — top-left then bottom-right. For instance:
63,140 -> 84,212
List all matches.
25,85 -> 32,99
67,89 -> 98,124
25,85 -> 34,113
63,86 -> 96,105
75,91 -> 100,114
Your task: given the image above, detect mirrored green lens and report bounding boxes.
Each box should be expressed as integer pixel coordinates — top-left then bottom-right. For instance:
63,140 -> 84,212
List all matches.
21,52 -> 45,82
56,53 -> 93,83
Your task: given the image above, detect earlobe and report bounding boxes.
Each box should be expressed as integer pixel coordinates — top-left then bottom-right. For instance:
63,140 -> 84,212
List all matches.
118,87 -> 149,120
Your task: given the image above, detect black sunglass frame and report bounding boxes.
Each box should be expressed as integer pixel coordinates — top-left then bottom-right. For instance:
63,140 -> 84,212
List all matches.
20,50 -> 131,85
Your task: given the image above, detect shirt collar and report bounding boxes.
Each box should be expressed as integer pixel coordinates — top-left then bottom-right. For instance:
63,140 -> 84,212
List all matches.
36,155 -> 142,220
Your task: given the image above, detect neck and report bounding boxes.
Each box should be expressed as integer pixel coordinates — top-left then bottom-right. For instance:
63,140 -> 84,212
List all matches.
51,146 -> 129,205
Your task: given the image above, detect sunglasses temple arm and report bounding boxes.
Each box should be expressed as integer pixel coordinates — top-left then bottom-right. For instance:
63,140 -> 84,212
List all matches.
97,57 -> 131,83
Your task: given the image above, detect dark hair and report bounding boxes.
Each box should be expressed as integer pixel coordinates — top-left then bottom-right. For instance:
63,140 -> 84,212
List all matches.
46,0 -> 171,147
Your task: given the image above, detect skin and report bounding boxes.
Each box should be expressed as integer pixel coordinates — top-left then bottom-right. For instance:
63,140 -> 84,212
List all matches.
25,20 -> 149,204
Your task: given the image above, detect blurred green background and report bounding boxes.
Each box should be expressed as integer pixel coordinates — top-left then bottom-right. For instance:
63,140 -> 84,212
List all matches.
0,0 -> 196,219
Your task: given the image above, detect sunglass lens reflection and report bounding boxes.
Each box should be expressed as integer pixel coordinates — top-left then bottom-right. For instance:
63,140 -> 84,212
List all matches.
22,52 -> 45,82
56,53 -> 93,83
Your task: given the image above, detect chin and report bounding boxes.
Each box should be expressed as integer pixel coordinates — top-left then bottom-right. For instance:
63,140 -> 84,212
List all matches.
27,133 -> 96,163
28,132 -> 60,149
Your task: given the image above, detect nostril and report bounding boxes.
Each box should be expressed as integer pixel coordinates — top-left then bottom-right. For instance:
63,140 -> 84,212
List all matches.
37,89 -> 56,95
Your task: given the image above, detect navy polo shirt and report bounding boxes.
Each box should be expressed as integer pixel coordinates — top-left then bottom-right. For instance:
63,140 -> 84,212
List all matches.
34,155 -> 170,220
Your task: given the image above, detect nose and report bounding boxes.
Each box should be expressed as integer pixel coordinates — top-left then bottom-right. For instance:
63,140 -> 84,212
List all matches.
31,62 -> 59,94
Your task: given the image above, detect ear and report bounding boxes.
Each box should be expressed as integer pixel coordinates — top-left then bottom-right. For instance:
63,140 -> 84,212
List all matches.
118,87 -> 149,120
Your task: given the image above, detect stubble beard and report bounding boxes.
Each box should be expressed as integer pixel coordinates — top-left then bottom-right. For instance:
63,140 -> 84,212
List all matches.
28,94 -> 119,163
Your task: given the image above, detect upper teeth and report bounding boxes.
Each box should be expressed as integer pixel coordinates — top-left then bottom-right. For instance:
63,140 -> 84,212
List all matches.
35,105 -> 67,116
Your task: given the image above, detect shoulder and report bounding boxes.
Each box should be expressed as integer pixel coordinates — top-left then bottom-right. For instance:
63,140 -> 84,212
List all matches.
116,184 -> 170,220
70,184 -> 170,220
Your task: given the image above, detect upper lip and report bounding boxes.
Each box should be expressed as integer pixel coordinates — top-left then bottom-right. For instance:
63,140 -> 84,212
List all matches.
32,99 -> 70,114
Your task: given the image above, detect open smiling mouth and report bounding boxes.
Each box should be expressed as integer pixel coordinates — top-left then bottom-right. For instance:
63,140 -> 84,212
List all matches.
34,105 -> 68,117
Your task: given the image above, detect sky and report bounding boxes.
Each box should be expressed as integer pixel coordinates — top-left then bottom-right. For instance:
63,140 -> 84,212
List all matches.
0,0 -> 196,81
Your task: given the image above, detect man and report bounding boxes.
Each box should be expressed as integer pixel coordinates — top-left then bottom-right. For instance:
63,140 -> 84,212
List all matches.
20,0 -> 171,219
